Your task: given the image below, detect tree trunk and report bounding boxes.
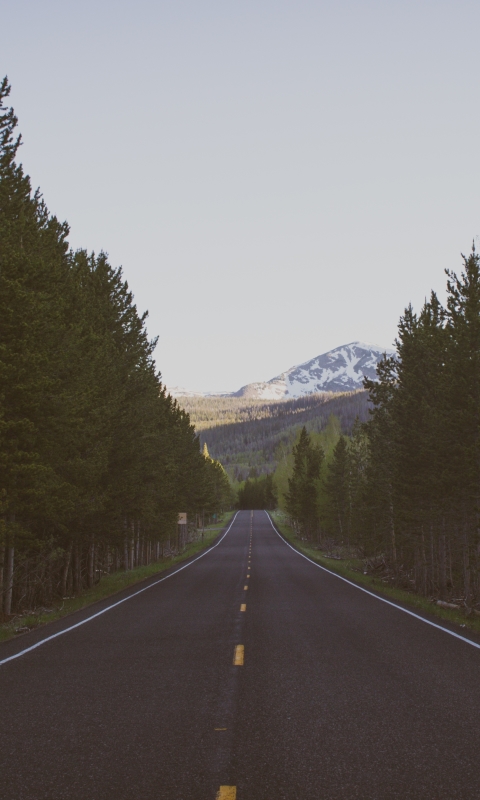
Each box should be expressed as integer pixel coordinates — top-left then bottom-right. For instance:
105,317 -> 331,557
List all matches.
4,545 -> 14,616
439,519 -> 447,600
421,527 -> 427,596
123,517 -> 129,570
72,544 -> 80,594
463,523 -> 471,607
130,521 -> 135,570
448,534 -> 454,591
429,523 -> 435,596
389,496 -> 397,569
87,539 -> 95,587
0,544 -> 4,615
61,541 -> 73,598
135,522 -> 140,566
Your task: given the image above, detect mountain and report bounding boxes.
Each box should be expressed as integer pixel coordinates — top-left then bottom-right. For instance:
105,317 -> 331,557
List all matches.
232,342 -> 395,399
168,341 -> 395,400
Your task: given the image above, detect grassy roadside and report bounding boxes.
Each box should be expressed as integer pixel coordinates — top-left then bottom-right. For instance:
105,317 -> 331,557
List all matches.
270,510 -> 480,637
0,511 -> 235,644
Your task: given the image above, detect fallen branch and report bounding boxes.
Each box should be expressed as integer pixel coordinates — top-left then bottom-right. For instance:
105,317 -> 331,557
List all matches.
435,600 -> 461,610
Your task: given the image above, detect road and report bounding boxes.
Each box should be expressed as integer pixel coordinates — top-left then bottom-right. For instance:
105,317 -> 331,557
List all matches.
1,510 -> 480,799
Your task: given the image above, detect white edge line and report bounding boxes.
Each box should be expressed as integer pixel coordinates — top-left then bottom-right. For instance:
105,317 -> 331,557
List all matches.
265,511 -> 480,651
0,511 -> 240,667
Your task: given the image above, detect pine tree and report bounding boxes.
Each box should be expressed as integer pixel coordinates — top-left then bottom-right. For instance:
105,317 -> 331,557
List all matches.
363,355 -> 398,563
324,436 -> 350,542
0,77 -> 233,613
285,427 -> 324,539
444,245 -> 480,604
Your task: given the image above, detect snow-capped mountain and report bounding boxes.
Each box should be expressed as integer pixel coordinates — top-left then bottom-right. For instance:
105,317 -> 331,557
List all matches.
168,342 -> 395,400
231,342 -> 395,399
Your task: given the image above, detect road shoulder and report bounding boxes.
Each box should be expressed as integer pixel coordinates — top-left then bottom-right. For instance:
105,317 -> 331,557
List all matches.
0,511 -> 235,645
269,510 -> 480,641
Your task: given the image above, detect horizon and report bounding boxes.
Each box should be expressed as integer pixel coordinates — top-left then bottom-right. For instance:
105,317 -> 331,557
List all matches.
169,339 -> 395,395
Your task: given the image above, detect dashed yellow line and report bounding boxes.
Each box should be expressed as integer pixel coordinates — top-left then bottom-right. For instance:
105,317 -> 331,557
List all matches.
233,645 -> 244,665
244,584 -> 248,590
240,604 -> 246,611
216,787 -> 236,800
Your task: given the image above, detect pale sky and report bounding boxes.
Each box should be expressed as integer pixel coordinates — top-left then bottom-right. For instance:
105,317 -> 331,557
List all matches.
2,0 -> 480,391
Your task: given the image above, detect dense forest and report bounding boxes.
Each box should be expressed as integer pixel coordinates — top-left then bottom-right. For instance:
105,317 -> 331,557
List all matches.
180,391 -> 370,481
283,250 -> 480,608
0,79 -> 231,617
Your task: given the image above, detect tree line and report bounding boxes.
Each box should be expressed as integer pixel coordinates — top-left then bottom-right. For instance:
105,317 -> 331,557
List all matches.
182,391 -> 370,482
237,474 -> 277,510
0,78 -> 231,616
283,249 -> 480,608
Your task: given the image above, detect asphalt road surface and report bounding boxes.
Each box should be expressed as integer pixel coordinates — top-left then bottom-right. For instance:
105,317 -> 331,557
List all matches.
1,510 -> 480,800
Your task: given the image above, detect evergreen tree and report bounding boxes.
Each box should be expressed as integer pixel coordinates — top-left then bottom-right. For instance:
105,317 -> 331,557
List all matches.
0,77 -> 232,614
324,436 -> 350,542
444,246 -> 480,603
237,473 -> 277,510
285,427 -> 324,538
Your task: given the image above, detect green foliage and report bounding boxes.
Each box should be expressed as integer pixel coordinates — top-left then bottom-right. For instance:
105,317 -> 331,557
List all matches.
323,436 -> 350,539
285,427 -> 324,537
281,245 -> 480,607
201,447 -> 234,513
0,78 -> 232,615
237,474 -> 277,510
179,391 -> 370,481
274,414 -> 341,511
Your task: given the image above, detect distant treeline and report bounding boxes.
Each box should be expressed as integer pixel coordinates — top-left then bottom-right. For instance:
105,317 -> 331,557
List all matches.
284,249 -> 480,607
180,391 -> 370,481
237,474 -> 277,510
0,79 -> 231,616
181,393 -> 356,430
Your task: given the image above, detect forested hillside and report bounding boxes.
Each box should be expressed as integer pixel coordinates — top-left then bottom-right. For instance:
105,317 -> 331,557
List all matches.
0,79 -> 231,617
179,391 -> 370,480
283,249 -> 480,609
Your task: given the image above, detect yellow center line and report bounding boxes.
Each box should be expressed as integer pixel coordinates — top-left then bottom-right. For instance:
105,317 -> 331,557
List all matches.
214,727 -> 227,731
216,787 -> 236,800
240,603 -> 246,611
244,584 -> 248,590
233,645 -> 244,665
